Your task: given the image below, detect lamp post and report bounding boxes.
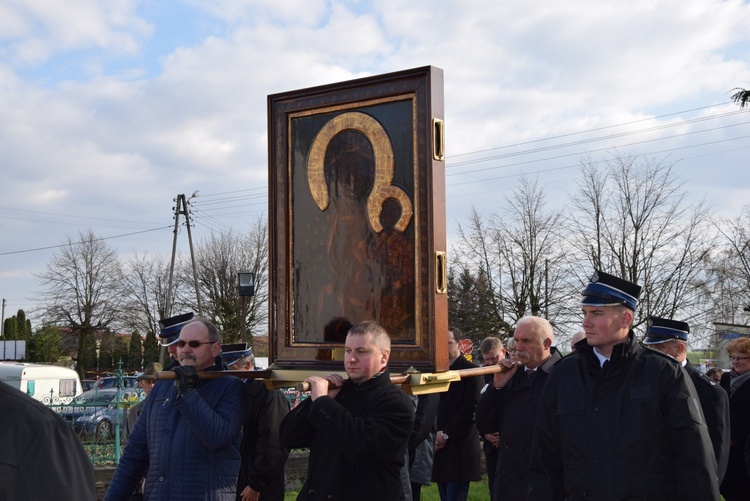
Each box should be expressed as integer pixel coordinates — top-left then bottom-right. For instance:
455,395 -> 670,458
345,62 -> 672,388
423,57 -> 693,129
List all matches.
238,272 -> 255,343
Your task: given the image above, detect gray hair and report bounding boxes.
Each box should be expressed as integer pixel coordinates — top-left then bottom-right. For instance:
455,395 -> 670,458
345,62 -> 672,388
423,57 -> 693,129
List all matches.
516,316 -> 554,344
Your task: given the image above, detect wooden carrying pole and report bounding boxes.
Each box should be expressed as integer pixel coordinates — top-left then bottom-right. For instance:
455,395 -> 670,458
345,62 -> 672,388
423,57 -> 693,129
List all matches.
145,363 -> 518,395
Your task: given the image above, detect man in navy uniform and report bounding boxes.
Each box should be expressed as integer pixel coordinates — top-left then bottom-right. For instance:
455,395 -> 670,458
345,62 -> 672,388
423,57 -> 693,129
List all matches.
222,343 -> 290,501
158,312 -> 194,369
644,316 -> 730,482
529,270 -> 719,500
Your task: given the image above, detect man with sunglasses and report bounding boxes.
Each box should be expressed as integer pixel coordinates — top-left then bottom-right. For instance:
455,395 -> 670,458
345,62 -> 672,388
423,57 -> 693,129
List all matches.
105,318 -> 244,501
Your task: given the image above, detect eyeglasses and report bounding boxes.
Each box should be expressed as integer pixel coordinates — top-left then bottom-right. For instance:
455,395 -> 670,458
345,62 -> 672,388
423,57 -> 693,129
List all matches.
729,355 -> 750,361
176,340 -> 216,349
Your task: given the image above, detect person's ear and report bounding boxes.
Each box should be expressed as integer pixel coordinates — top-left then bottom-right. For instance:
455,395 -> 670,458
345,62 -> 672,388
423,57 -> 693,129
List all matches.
381,349 -> 390,364
621,309 -> 634,329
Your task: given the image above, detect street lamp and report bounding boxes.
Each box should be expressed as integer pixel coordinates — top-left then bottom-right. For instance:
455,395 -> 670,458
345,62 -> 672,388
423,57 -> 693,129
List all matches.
238,272 -> 255,342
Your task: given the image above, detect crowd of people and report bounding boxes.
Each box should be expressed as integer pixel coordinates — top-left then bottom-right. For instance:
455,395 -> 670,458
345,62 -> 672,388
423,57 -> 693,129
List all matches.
5,269 -> 749,500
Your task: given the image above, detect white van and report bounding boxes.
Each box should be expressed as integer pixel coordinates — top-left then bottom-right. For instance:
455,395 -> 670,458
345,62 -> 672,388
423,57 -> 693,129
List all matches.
0,362 -> 82,404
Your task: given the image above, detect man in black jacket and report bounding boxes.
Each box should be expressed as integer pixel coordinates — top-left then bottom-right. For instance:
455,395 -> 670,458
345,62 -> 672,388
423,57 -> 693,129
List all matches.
529,270 -> 719,500
280,321 -> 414,501
431,327 -> 483,501
222,344 -> 290,501
476,336 -> 506,501
643,316 -> 730,483
476,317 -> 562,501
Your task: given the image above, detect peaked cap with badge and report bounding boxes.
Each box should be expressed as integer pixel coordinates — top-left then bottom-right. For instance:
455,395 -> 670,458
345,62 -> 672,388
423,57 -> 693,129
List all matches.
580,270 -> 642,311
643,316 -> 689,345
158,312 -> 195,346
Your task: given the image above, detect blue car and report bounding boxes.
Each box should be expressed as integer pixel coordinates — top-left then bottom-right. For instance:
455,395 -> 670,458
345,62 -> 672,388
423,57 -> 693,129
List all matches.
59,387 -> 142,439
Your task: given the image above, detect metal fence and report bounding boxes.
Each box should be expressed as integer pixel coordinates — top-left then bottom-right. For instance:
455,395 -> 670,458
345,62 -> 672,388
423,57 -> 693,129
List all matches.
49,371 -> 144,465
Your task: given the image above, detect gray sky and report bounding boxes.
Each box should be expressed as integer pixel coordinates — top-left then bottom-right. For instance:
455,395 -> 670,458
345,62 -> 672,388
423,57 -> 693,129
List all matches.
1,0 -> 749,324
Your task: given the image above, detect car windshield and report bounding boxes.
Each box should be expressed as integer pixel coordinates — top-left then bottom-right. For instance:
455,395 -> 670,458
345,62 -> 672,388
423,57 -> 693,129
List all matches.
96,377 -> 138,389
73,391 -> 118,405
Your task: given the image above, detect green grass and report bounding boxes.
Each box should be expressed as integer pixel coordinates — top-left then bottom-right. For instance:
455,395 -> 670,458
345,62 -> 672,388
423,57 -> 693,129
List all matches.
284,476 -> 491,500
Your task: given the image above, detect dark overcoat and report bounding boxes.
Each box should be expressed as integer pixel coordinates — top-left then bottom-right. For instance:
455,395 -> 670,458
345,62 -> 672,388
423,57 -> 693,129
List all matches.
720,371 -> 750,500
431,354 -> 483,483
236,380 -> 290,501
529,332 -> 719,500
0,383 -> 97,500
684,360 -> 730,483
476,348 -> 562,501
279,370 -> 414,501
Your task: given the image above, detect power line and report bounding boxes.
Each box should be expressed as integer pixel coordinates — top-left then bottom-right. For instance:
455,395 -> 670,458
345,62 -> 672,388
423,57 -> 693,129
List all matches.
448,101 -> 743,157
447,111 -> 749,168
0,226 -> 171,256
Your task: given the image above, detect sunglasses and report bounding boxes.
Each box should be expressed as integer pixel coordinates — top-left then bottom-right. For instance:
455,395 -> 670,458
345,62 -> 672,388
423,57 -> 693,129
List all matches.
176,340 -> 216,349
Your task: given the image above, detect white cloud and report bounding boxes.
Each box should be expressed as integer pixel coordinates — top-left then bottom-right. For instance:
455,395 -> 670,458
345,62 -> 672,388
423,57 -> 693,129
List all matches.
1,0 -> 151,64
1,0 -> 750,320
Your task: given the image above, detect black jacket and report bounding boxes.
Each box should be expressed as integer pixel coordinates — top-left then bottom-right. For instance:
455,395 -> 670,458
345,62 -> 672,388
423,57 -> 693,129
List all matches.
431,354 -> 483,483
720,371 -> 750,500
0,383 -> 97,501
476,348 -> 562,500
684,360 -> 730,483
236,380 -> 290,501
280,370 -> 414,500
529,331 -> 719,500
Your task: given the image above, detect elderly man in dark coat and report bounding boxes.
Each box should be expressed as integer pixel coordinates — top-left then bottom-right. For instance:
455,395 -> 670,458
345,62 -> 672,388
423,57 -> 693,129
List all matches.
529,271 -> 719,500
643,316 -> 730,483
104,318 -> 244,501
280,321 -> 414,501
476,316 -> 562,500
431,326 -> 483,501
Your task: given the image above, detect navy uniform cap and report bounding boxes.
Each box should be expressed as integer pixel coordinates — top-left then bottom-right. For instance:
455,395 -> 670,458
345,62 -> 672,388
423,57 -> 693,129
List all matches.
221,342 -> 253,367
643,316 -> 690,345
158,312 -> 194,346
581,270 -> 642,311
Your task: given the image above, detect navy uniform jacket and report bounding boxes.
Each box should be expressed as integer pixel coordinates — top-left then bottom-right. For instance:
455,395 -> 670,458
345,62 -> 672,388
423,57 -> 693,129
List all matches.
236,379 -> 290,501
684,360 -> 730,482
529,331 -> 719,500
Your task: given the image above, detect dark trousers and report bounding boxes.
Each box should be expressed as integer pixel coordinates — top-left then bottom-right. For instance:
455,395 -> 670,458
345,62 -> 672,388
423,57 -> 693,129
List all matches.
484,445 -> 498,500
437,481 -> 470,501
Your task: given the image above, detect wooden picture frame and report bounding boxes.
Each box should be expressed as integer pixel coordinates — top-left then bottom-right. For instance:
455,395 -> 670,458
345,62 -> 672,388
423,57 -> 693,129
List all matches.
267,66 -> 448,372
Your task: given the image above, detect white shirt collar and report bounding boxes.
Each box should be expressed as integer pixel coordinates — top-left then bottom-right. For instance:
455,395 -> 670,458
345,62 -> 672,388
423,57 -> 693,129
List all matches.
593,348 -> 609,367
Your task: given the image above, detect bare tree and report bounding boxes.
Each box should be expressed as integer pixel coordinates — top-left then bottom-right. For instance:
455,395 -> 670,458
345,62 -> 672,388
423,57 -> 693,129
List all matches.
453,176 -> 570,334
37,229 -> 123,376
174,217 -> 269,343
568,153 -> 717,345
711,206 -> 750,323
120,252 -> 172,336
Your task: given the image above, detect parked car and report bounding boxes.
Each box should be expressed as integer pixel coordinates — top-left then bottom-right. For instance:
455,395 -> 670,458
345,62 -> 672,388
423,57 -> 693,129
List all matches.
59,387 -> 142,439
81,379 -> 96,392
94,376 -> 141,390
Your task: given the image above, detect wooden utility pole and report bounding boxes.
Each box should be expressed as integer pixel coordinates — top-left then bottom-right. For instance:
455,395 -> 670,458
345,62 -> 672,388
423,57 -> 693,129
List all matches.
165,194 -> 203,319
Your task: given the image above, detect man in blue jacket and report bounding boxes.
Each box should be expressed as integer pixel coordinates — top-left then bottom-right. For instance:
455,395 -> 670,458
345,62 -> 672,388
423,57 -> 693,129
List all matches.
105,317 -> 244,501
